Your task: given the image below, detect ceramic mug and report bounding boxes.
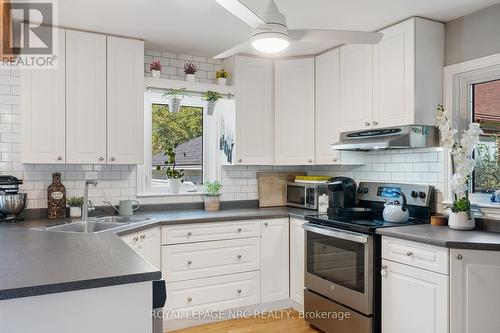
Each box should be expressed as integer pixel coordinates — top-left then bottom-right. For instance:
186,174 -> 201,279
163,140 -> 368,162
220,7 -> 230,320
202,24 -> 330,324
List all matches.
118,200 -> 140,216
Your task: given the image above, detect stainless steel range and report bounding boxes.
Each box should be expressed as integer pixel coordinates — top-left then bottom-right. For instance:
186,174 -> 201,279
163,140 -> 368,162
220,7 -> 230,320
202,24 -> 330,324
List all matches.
304,179 -> 434,333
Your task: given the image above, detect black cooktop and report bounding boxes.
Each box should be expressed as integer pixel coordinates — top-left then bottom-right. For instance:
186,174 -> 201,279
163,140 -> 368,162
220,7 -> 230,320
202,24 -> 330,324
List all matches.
305,213 -> 427,234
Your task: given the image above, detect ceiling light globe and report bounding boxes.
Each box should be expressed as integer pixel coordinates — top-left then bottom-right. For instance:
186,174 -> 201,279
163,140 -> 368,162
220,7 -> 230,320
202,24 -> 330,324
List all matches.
251,36 -> 290,53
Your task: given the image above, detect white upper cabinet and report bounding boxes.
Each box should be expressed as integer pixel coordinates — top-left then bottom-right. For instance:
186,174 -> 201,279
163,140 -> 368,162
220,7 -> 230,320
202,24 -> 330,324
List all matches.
230,56 -> 274,165
373,18 -> 444,129
22,28 -> 66,164
339,44 -> 373,132
261,219 -> 289,303
450,249 -> 500,333
275,58 -> 315,165
107,36 -> 144,165
66,30 -> 107,164
315,49 -> 365,165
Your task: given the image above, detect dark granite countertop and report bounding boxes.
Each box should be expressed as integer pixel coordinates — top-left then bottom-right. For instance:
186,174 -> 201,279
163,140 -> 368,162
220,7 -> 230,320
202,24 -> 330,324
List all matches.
376,224 -> 500,250
0,207 -> 312,301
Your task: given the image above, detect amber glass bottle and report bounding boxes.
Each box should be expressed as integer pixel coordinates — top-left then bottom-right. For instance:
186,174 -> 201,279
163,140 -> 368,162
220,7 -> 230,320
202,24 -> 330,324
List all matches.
47,173 -> 66,219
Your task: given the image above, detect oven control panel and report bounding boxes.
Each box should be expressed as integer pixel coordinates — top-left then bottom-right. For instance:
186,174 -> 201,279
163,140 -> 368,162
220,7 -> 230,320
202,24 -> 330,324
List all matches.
357,182 -> 433,207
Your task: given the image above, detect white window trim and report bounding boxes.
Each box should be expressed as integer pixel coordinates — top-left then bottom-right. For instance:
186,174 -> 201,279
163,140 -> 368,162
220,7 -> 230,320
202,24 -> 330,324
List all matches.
137,91 -> 219,197
443,52 -> 500,219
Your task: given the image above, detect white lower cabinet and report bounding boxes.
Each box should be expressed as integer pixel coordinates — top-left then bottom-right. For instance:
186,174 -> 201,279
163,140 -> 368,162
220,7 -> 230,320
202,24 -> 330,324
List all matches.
450,249 -> 500,333
121,227 -> 161,270
381,236 -> 449,333
261,218 -> 290,303
289,218 -> 305,307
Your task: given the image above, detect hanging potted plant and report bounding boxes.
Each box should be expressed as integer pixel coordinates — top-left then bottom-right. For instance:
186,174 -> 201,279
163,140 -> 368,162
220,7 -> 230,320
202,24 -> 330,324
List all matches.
67,197 -> 84,218
184,62 -> 198,82
216,69 -> 229,86
158,147 -> 184,194
162,88 -> 189,113
149,60 -> 162,79
202,91 -> 223,116
436,105 -> 483,230
203,181 -> 222,211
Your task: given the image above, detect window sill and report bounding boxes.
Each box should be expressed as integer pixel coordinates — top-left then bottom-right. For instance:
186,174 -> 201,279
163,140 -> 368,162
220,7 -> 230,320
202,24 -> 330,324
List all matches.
136,191 -> 204,198
442,200 -> 500,220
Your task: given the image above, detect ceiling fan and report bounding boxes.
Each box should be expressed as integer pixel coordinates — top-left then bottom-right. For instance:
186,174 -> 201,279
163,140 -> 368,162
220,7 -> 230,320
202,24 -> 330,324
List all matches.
214,0 -> 383,59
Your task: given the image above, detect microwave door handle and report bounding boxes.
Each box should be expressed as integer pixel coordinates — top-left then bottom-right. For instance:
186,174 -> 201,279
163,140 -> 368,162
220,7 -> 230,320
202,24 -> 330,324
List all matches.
304,224 -> 369,244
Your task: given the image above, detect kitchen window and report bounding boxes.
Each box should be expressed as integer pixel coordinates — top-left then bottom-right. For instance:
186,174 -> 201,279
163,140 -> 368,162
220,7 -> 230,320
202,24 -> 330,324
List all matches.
137,91 -> 234,196
472,79 -> 500,194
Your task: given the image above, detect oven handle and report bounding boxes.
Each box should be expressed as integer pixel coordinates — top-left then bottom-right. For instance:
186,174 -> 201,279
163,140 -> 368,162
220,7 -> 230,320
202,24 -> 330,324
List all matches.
303,223 -> 369,244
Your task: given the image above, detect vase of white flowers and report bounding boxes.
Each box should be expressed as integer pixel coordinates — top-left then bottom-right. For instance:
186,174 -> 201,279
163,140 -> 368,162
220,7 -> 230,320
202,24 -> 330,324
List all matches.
436,105 -> 483,230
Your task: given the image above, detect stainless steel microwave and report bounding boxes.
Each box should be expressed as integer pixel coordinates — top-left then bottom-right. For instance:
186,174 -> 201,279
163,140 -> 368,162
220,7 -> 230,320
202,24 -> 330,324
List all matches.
286,182 -> 328,210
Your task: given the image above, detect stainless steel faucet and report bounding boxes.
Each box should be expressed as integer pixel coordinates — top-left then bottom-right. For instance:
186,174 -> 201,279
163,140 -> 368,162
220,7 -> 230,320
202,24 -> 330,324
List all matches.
83,180 -> 98,220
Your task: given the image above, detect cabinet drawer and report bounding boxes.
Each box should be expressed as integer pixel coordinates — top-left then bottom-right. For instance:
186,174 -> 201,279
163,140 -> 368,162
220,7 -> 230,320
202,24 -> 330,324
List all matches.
165,271 -> 260,315
162,237 -> 260,282
162,220 -> 261,244
382,236 -> 449,275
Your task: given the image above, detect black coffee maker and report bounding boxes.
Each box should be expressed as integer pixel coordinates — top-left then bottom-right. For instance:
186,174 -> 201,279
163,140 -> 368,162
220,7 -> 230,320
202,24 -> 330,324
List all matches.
326,177 -> 356,215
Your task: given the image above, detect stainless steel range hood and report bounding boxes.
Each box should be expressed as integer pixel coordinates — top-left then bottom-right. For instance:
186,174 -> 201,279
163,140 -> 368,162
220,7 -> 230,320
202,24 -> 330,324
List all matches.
331,125 -> 438,151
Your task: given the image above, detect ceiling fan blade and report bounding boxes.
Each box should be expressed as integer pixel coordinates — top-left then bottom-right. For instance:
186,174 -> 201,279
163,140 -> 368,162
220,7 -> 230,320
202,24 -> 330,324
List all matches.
216,0 -> 265,28
213,41 -> 252,59
289,29 -> 383,45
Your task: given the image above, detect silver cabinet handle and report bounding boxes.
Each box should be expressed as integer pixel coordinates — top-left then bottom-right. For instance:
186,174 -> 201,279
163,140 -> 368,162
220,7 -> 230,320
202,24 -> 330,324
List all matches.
57,156 -> 63,161
238,158 -> 242,163
372,121 -> 378,126
237,254 -> 242,260
264,222 -> 269,227
187,232 -> 192,237
456,254 -> 463,260
133,236 -> 139,243
308,158 -> 313,163
187,260 -> 192,265
110,157 -> 116,161
381,264 -> 388,277
98,156 -> 104,161
187,297 -> 192,302
332,157 -> 338,162
406,251 -> 414,256
237,228 -> 242,233
140,234 -> 145,240
237,289 -> 242,294
365,122 -> 371,126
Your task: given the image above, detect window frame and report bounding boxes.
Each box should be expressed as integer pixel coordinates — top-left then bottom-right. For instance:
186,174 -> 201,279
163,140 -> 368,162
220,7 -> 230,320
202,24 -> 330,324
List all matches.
444,52 -> 500,217
137,91 -> 216,197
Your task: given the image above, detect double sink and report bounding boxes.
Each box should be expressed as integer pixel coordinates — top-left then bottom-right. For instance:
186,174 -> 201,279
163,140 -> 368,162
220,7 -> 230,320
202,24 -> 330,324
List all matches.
43,216 -> 153,234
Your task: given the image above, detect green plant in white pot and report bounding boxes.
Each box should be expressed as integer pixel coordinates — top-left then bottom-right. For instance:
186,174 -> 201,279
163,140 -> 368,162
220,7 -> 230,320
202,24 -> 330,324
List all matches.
157,147 -> 184,194
203,181 -> 222,211
67,197 -> 84,218
162,88 -> 189,113
436,105 -> 483,230
202,91 -> 223,116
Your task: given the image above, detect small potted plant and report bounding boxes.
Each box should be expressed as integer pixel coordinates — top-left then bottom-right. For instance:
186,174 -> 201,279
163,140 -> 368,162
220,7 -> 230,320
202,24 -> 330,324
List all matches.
149,60 -> 162,79
436,105 -> 483,230
216,69 -> 229,86
203,181 -> 222,211
202,91 -> 223,116
66,197 -> 84,218
161,147 -> 184,194
184,62 -> 198,82
162,88 -> 189,113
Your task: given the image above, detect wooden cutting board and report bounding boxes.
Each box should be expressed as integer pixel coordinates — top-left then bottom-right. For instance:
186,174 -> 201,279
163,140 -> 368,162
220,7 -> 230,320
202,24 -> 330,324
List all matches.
257,172 -> 306,208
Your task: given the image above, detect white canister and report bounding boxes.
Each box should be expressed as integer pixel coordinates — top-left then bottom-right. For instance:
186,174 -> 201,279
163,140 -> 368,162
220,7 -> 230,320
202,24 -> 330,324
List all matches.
318,194 -> 329,213
69,207 -> 81,218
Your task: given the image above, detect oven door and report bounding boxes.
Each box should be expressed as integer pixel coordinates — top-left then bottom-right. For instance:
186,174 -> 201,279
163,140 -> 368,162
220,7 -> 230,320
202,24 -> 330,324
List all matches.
304,223 -> 373,315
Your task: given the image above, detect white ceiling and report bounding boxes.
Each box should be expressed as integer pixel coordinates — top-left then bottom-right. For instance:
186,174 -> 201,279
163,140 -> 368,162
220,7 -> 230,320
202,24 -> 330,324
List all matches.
59,0 -> 500,58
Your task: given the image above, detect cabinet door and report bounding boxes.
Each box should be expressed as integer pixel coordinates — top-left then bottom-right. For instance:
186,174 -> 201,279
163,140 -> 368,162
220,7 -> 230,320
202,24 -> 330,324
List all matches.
261,218 -> 289,303
21,28 -> 66,164
339,45 -> 373,132
450,249 -> 500,333
373,20 -> 415,128
107,36 -> 144,165
315,50 -> 365,165
275,58 -> 315,165
290,218 -> 305,307
137,227 -> 161,270
66,30 -> 107,164
382,259 -> 449,333
234,56 -> 274,165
